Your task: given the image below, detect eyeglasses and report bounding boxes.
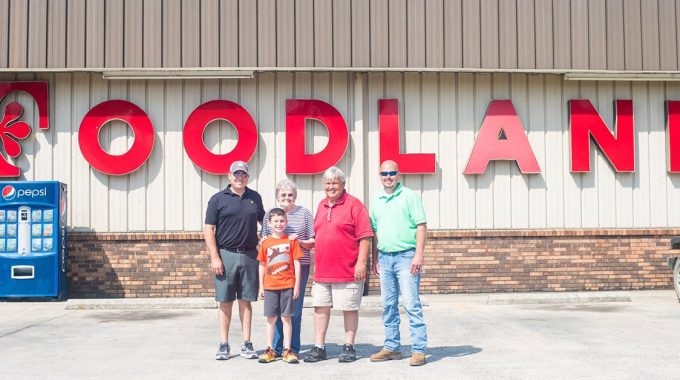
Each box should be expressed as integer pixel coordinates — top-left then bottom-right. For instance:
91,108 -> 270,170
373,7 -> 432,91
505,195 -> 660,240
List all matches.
380,171 -> 398,177
232,171 -> 249,178
278,193 -> 295,198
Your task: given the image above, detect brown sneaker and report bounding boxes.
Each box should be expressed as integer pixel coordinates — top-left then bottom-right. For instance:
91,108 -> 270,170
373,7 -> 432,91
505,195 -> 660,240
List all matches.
282,349 -> 299,364
258,347 -> 276,363
409,352 -> 426,366
370,348 -> 403,362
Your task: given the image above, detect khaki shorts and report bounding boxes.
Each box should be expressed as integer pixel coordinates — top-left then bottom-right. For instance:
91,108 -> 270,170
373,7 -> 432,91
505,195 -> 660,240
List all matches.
311,281 -> 364,311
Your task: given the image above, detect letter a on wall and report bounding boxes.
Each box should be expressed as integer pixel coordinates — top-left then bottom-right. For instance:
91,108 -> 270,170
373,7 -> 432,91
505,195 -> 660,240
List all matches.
464,100 -> 540,174
286,99 -> 348,174
569,100 -> 635,172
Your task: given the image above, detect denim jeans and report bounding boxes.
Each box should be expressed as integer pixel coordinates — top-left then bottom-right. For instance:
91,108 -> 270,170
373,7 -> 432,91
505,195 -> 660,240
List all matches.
273,264 -> 310,354
379,249 -> 427,353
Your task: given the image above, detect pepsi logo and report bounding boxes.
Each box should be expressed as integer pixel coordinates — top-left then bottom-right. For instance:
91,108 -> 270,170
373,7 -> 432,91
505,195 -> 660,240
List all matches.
2,185 -> 16,200
0,186 -> 47,200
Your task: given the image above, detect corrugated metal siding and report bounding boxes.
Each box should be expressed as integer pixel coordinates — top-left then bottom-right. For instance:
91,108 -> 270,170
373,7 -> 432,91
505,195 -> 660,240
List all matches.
2,73 -> 680,232
2,0 -> 680,71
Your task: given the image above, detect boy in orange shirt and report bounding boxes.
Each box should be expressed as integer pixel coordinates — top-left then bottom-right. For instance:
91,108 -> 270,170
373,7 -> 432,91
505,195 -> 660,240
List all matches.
257,208 -> 303,363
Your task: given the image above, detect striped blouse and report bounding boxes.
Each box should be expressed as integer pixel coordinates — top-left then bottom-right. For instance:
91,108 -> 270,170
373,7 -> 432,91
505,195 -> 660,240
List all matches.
261,205 -> 315,266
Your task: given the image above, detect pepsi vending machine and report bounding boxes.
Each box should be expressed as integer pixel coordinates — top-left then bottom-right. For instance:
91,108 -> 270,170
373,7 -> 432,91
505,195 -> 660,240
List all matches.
0,181 -> 67,300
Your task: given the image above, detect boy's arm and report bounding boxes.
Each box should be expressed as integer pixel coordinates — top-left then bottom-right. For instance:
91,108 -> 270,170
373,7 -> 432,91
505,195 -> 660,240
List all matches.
258,263 -> 265,299
293,259 -> 301,299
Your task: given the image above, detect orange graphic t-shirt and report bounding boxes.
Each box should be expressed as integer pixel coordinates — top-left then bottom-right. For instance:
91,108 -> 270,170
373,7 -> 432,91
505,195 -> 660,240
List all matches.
257,235 -> 303,290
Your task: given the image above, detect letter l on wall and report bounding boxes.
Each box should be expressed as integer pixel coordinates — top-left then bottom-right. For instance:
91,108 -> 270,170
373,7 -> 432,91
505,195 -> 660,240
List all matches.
378,99 -> 436,173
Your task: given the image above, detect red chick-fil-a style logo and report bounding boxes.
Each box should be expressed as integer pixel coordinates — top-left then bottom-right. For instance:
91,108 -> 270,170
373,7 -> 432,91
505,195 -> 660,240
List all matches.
0,82 -> 49,177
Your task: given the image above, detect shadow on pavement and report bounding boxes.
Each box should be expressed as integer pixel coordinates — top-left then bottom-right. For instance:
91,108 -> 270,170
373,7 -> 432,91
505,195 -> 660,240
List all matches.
297,343 -> 482,363
420,345 -> 483,363
86,310 -> 189,323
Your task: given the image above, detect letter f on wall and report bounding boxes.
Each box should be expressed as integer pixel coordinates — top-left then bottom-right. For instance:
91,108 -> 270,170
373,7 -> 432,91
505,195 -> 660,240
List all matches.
464,100 -> 540,174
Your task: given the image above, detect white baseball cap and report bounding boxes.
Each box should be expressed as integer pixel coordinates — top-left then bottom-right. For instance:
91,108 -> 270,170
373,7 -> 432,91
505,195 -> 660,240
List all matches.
229,160 -> 249,175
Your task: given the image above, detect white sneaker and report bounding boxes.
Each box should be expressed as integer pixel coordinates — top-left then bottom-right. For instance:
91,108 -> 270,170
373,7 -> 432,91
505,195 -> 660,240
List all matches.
240,341 -> 258,359
216,342 -> 230,360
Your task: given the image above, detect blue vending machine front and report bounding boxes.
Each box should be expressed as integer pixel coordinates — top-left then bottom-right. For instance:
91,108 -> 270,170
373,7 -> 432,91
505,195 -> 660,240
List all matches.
0,181 -> 67,300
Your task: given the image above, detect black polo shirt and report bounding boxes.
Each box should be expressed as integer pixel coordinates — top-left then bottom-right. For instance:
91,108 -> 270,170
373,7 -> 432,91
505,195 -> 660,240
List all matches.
205,185 -> 265,250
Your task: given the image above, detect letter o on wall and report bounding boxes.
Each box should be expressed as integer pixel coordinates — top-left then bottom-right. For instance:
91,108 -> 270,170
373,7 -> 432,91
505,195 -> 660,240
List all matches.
78,100 -> 155,175
183,100 -> 258,175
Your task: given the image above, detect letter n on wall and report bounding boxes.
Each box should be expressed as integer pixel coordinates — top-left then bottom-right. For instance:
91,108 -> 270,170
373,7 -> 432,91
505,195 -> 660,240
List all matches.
569,100 -> 635,173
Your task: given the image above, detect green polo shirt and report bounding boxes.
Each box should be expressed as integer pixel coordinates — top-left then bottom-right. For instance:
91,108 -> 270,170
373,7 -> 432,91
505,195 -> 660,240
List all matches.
370,183 -> 427,253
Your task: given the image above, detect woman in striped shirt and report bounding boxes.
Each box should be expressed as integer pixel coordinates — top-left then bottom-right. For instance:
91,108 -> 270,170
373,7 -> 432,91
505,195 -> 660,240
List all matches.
261,179 -> 315,356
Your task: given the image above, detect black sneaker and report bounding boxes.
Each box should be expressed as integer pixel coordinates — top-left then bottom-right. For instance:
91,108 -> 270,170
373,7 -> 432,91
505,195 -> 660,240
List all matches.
338,344 -> 356,363
304,346 -> 327,362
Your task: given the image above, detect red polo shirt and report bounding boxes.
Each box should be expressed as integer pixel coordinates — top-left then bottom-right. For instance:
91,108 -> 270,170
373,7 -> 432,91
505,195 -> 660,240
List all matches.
313,191 -> 374,282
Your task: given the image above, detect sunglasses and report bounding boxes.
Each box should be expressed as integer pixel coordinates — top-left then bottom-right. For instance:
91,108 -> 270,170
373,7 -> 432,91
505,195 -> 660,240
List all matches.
232,171 -> 249,178
380,171 -> 398,177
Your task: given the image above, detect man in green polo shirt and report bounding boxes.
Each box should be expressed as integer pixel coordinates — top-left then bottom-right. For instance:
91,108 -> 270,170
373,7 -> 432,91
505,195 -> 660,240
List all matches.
369,160 -> 428,367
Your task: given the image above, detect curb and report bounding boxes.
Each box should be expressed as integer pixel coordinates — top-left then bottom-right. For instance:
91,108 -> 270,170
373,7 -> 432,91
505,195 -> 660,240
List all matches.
63,295 -> 414,310
61,291 -> 641,310
486,292 -> 632,305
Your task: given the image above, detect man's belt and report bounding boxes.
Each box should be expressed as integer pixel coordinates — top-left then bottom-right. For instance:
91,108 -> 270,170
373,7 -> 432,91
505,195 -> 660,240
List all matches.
221,247 -> 255,253
381,248 -> 415,255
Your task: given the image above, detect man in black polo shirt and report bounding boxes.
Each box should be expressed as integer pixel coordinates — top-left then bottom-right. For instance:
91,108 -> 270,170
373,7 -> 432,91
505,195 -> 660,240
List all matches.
204,161 -> 265,360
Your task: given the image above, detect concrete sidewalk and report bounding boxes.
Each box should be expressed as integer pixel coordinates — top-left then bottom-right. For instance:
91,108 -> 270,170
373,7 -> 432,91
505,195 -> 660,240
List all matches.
1,290 -> 679,379
60,290 -> 634,310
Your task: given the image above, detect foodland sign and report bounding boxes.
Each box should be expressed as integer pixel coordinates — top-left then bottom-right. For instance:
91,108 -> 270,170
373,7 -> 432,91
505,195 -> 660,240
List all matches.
2,81 -> 680,177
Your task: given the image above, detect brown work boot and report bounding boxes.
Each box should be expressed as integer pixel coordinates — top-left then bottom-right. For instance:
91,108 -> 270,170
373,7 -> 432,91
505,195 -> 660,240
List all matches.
370,348 -> 403,362
409,352 -> 426,366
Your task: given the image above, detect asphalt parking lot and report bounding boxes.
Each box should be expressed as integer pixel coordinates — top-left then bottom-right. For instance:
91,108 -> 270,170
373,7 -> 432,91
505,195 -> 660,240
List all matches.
1,290 -> 679,380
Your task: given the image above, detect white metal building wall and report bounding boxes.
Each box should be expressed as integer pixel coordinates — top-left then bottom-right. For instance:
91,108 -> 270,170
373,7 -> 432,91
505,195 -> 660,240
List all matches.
1,72 -> 679,232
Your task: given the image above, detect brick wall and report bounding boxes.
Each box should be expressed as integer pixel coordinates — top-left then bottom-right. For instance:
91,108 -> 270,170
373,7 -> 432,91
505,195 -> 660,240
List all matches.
67,229 -> 680,298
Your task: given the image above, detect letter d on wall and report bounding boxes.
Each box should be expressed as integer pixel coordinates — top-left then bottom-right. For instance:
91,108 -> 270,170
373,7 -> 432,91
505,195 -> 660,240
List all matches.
286,100 -> 348,174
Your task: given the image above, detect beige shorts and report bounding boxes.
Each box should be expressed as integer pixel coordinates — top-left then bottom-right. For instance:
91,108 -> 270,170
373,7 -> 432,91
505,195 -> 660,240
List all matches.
311,281 -> 364,311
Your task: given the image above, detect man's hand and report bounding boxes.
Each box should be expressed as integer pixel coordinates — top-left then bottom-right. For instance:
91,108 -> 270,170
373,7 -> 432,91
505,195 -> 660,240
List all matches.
259,289 -> 265,299
354,262 -> 367,281
210,256 -> 224,276
372,257 -> 380,276
410,253 -> 424,275
288,233 -> 298,241
293,287 -> 300,300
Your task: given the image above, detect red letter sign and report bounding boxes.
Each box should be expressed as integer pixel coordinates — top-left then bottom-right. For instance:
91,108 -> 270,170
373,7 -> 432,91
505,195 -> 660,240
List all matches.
570,100 -> 635,172
286,99 -> 348,174
0,81 -> 49,177
0,81 -> 49,130
667,101 -> 680,173
0,102 -> 31,177
378,99 -> 436,173
183,100 -> 258,175
78,100 -> 155,175
464,100 -> 540,174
